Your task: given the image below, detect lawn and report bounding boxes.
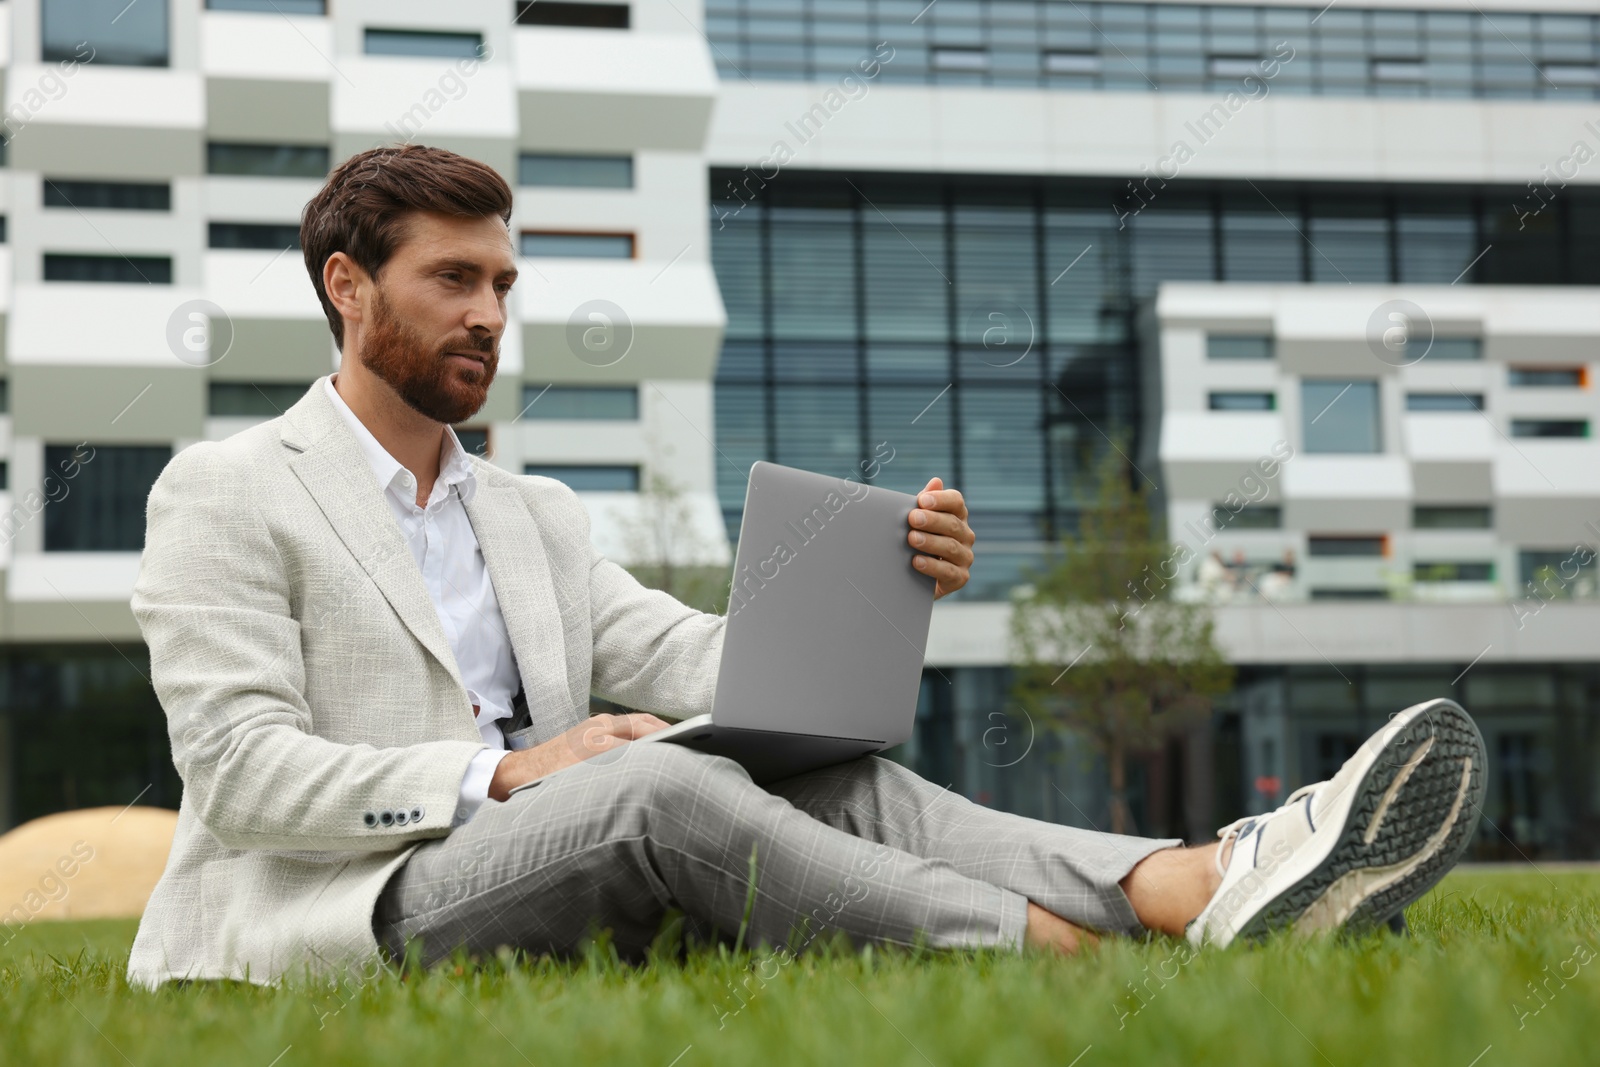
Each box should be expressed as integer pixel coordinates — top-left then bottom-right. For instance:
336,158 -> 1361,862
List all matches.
2,868 -> 1597,1067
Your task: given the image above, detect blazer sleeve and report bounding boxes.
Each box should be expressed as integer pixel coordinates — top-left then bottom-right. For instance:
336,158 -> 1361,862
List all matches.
132,443 -> 484,852
587,545 -> 727,718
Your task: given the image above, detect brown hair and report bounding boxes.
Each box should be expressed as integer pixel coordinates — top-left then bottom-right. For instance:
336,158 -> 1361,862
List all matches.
300,144 -> 514,350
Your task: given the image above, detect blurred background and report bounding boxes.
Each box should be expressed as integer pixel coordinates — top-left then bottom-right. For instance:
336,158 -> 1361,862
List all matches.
0,0 -> 1597,861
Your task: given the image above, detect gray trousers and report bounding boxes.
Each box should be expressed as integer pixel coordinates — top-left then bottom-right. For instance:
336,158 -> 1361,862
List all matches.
372,743 -> 1182,965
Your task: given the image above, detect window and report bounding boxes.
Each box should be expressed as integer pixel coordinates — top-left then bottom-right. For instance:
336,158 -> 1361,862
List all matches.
524,464 -> 640,491
932,48 -> 990,72
207,143 -> 330,179
518,153 -> 632,189
1496,732 -> 1545,842
1209,392 -> 1276,412
208,382 -> 310,417
43,180 -> 169,211
1511,419 -> 1589,438
1309,589 -> 1389,601
514,1 -> 629,29
209,223 -> 301,250
1520,549 -> 1598,598
207,0 -> 326,11
1208,56 -> 1265,79
453,428 -> 490,459
1302,380 -> 1381,453
1045,52 -> 1102,75
1542,63 -> 1600,87
1414,561 -> 1494,582
520,385 -> 638,419
1414,505 -> 1492,529
1427,338 -> 1482,360
1309,536 -> 1387,558
364,28 -> 485,59
1372,60 -> 1427,83
520,232 -> 634,259
704,6 -> 1600,101
1227,505 -> 1281,530
0,378 -> 8,414
1508,367 -> 1585,387
1407,392 -> 1483,412
42,444 -> 171,551
44,0 -> 167,66
1206,335 -> 1273,360
43,254 -> 172,284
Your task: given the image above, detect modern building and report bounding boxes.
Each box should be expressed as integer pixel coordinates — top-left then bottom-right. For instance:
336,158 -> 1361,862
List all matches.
1,0 -> 1598,858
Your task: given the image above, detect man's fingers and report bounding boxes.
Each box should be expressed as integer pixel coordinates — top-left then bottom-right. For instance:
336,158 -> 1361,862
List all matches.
914,553 -> 969,592
908,531 -> 974,567
578,726 -> 625,753
914,487 -> 967,518
909,507 -> 974,543
621,713 -> 671,738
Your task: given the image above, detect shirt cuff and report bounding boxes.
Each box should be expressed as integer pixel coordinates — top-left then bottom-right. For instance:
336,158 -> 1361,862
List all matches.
455,748 -> 511,826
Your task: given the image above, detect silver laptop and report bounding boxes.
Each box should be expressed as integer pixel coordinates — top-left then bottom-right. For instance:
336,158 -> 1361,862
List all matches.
634,460 -> 937,782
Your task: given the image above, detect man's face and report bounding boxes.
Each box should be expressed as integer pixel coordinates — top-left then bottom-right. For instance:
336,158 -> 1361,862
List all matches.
357,210 -> 517,425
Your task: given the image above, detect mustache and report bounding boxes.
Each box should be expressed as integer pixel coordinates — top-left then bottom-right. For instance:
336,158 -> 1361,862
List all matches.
442,334 -> 497,358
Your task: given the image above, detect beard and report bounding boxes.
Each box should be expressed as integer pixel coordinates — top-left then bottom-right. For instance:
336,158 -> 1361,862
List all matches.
358,285 -> 498,425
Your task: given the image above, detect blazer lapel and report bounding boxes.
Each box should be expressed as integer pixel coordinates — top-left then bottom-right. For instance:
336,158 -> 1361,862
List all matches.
280,379 -> 471,709
462,481 -> 577,744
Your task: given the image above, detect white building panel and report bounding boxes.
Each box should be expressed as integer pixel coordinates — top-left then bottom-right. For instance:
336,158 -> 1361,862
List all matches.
332,56 -> 517,139
9,551 -> 142,602
8,65 -> 202,129
200,11 -> 337,82
11,284 -> 207,366
203,251 -> 324,320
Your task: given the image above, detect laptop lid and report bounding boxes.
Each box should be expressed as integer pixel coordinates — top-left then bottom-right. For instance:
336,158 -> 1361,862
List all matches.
710,461 -> 937,744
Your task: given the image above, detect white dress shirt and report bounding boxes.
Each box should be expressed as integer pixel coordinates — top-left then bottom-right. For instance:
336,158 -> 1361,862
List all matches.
324,377 -> 514,824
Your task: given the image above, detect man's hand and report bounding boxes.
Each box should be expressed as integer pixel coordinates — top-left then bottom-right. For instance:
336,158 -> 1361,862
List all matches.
488,712 -> 672,801
907,477 -> 975,599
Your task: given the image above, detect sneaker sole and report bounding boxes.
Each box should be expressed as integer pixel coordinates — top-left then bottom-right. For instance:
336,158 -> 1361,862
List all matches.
1235,697 -> 1486,942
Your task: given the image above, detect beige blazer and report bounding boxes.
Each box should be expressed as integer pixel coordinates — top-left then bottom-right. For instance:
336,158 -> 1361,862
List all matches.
126,376 -> 726,988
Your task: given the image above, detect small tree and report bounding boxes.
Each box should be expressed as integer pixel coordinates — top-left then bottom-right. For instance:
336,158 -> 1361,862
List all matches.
1010,444 -> 1232,835
611,453 -> 731,615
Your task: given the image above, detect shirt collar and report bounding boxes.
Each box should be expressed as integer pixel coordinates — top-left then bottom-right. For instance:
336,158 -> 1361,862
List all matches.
324,376 -> 477,505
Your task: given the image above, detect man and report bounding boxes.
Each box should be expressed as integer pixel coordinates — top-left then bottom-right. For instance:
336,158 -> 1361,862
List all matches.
127,145 -> 1487,987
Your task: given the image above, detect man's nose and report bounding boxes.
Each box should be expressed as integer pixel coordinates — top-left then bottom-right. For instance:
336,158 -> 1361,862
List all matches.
465,283 -> 507,336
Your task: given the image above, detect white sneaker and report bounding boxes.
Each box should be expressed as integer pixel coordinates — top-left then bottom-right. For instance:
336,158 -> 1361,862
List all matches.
1188,697 -> 1486,949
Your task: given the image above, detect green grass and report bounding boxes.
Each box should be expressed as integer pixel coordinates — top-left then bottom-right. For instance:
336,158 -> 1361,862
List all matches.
3,869 -> 1599,1066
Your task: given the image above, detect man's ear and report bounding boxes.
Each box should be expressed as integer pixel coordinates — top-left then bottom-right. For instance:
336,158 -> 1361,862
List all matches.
324,252 -> 369,334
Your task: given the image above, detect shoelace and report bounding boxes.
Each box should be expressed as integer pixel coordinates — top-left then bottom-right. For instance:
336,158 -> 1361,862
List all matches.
1212,783 -> 1320,877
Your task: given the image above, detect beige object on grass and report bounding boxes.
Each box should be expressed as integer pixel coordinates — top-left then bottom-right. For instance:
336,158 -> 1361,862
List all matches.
0,807 -> 178,924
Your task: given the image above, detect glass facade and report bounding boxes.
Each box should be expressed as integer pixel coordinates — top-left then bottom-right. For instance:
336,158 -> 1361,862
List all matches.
521,385 -> 640,420
42,445 -> 171,552
208,382 -> 311,417
43,180 -> 170,212
524,464 -> 642,491
1303,380 -> 1381,453
707,2 -> 1600,101
43,254 -> 173,284
208,223 -> 302,250
206,143 -> 330,179
0,647 -> 181,831
519,153 -> 634,189
1233,663 -> 1600,859
43,0 -> 168,67
709,172 -> 1600,597
364,28 -> 486,59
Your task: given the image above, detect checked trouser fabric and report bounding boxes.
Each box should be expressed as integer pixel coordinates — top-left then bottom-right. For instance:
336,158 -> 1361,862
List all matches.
373,743 -> 1182,963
